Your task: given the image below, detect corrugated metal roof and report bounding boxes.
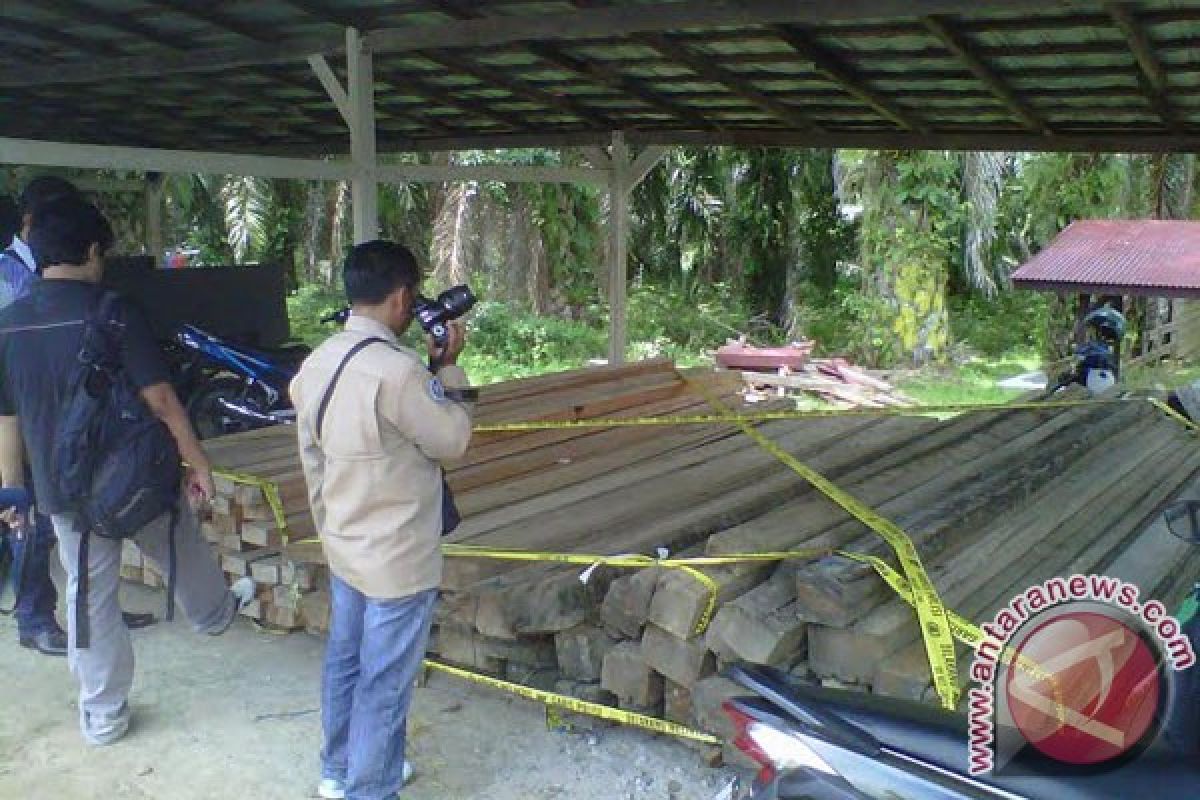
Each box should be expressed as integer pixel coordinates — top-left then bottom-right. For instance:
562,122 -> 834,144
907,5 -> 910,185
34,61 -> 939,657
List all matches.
1011,220 -> 1200,298
4,2 -> 1200,154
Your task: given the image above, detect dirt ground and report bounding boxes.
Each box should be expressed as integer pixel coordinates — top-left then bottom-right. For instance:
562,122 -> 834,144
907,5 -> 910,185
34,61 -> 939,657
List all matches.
0,581 -> 745,800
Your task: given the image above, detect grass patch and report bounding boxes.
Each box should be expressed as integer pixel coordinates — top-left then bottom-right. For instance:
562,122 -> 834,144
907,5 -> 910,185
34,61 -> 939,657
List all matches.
896,352 -> 1041,407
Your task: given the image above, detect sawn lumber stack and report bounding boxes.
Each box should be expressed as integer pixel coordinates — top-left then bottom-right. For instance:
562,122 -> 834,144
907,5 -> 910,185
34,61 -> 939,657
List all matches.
120,362 -> 1200,756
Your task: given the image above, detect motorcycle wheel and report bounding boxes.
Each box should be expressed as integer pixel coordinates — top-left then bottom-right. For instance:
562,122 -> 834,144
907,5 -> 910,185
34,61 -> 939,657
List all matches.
188,375 -> 259,440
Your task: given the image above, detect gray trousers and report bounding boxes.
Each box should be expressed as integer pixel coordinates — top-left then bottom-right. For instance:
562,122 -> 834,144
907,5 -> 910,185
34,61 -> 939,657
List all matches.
51,498 -> 234,744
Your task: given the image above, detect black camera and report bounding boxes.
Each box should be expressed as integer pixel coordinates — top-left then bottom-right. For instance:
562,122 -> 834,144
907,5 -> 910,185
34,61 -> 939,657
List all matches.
413,284 -> 476,347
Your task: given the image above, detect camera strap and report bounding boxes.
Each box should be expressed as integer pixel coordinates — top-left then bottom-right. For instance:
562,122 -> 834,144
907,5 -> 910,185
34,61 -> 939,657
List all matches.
316,337 -> 386,443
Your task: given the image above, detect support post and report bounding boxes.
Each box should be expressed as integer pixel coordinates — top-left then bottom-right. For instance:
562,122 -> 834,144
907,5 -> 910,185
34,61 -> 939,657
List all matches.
347,28 -> 379,244
608,132 -> 630,364
144,172 -> 165,263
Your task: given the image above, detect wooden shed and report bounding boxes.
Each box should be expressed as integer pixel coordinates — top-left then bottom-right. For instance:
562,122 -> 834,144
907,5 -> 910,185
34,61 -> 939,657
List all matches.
1011,220 -> 1200,366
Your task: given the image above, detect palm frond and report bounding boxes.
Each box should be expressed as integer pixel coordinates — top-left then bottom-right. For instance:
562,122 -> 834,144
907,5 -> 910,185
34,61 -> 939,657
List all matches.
961,151 -> 1008,295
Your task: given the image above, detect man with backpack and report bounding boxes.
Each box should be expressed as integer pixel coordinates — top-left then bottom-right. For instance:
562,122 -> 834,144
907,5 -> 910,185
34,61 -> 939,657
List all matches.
0,176 -> 153,658
0,195 -> 253,745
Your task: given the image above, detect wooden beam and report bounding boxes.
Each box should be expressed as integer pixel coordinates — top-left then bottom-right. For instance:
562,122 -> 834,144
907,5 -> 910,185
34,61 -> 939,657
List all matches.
0,136 -> 353,180
401,126 -> 1200,154
922,16 -> 1051,137
773,25 -> 926,133
427,0 -> 713,130
376,163 -> 609,185
308,54 -> 353,126
364,1 -> 1096,55
6,0 -> 336,134
527,43 -> 716,130
637,32 -> 823,132
421,50 -> 615,128
0,33 -> 341,88
1107,3 -> 1181,130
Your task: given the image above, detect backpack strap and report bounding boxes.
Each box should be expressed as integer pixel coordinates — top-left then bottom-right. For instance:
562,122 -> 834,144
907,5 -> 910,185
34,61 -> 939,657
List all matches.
315,337 -> 387,443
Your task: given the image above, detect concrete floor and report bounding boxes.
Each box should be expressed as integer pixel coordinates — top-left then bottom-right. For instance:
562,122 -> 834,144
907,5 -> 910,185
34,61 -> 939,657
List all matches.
0,582 -> 742,800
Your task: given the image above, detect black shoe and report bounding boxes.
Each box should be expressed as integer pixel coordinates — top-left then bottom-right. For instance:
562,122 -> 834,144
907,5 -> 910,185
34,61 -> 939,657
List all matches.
19,628 -> 68,657
122,611 -> 157,629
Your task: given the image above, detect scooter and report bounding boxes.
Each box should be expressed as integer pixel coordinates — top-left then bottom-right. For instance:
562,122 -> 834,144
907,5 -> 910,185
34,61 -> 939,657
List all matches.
172,324 -> 310,439
720,502 -> 1200,799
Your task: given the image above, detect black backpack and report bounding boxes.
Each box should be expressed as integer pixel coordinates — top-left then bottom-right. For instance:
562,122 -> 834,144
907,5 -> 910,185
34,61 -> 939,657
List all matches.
53,291 -> 182,646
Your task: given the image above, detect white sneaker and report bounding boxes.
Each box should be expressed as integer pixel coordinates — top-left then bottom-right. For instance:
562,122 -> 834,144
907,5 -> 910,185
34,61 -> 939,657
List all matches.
316,762 -> 412,799
317,778 -> 345,800
208,577 -> 257,636
230,577 -> 255,611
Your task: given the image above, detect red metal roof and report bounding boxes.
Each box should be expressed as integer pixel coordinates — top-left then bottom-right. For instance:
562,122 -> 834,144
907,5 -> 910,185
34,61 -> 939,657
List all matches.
1011,220 -> 1200,298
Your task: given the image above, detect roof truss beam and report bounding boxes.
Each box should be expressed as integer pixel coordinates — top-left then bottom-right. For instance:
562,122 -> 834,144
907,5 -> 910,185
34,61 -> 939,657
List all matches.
1106,3 -> 1182,131
364,1 -> 1095,55
636,32 -> 823,132
922,15 -> 1051,137
0,0 -> 1098,88
773,25 -> 926,133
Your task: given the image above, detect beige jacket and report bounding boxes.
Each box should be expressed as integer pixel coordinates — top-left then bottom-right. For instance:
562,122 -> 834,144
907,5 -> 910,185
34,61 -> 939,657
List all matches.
290,315 -> 472,599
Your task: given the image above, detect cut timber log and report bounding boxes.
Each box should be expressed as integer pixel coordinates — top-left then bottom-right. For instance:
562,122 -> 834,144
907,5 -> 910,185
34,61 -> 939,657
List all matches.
793,402 -> 1141,629
810,412 -> 1168,684
601,642 -> 664,708
705,567 -> 806,666
601,568 -> 662,639
878,437 -> 1200,701
555,625 -> 620,683
641,624 -> 715,688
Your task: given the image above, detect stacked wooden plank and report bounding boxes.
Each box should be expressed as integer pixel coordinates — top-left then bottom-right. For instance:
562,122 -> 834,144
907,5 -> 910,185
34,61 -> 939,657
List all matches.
738,358 -> 915,408
120,365 -> 1200,758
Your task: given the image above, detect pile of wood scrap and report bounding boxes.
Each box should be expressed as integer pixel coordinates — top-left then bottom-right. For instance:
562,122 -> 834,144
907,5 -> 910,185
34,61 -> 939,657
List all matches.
121,366 -> 1200,763
736,357 -> 914,408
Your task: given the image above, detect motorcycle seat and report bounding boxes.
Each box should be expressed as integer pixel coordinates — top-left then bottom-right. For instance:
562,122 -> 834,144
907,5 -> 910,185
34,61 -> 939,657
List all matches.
733,665 -> 1200,800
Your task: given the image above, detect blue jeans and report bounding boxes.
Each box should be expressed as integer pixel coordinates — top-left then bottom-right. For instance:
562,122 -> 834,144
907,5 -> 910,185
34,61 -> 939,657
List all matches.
321,576 -> 437,800
13,511 -> 59,637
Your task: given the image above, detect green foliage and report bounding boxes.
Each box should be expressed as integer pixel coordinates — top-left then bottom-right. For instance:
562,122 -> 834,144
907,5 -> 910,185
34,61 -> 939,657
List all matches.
286,284 -> 345,348
791,283 -> 899,367
949,291 -> 1050,358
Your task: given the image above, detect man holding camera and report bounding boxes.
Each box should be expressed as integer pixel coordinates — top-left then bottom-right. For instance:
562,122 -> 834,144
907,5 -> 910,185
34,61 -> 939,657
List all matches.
291,240 -> 473,800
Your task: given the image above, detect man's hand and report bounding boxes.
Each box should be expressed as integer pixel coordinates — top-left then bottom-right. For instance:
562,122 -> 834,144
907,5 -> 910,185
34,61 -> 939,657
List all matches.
427,320 -> 467,368
0,507 -> 22,531
185,462 -> 216,509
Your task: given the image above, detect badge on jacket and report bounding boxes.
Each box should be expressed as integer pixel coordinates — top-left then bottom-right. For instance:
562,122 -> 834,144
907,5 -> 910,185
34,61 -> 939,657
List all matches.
428,377 -> 447,402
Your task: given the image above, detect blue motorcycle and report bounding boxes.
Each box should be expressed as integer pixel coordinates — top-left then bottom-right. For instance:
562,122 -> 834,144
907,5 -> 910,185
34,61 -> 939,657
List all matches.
172,324 -> 310,439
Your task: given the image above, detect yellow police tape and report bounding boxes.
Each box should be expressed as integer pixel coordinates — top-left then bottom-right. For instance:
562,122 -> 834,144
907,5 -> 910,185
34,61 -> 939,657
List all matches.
424,659 -> 721,745
1149,396 -> 1200,433
473,397 -> 1121,433
682,376 -> 962,710
210,467 -> 292,539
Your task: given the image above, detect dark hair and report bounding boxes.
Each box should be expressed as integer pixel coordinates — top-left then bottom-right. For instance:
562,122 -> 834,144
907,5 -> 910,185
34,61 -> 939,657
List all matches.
0,195 -> 18,244
28,195 -> 115,269
343,240 -> 420,305
17,175 -> 80,219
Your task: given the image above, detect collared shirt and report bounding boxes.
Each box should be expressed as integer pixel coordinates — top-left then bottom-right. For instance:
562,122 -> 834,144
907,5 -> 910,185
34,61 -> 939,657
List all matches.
290,314 -> 473,600
0,237 -> 37,310
9,236 -> 35,272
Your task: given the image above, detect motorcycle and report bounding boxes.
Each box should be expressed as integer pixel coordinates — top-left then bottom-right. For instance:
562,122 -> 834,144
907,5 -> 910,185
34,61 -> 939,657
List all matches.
173,285 -> 477,440
719,501 -> 1200,799
171,324 -> 310,439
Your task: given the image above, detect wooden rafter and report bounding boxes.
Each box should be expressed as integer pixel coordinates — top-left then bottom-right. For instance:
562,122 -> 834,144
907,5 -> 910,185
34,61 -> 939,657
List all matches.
9,0 -> 334,134
922,16 -> 1051,136
428,0 -> 714,130
420,50 -> 614,129
1106,3 -> 1181,131
773,25 -> 926,133
635,32 -> 823,132
138,1 -> 462,137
